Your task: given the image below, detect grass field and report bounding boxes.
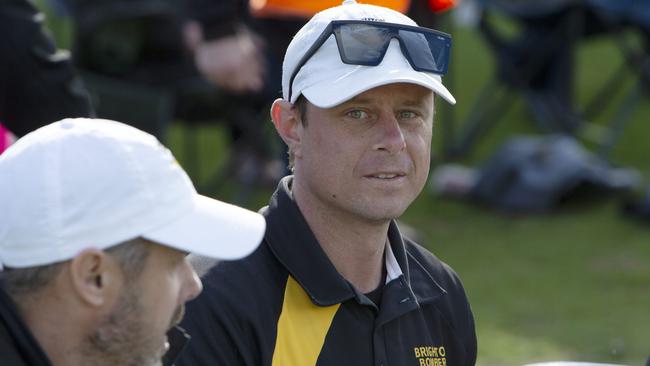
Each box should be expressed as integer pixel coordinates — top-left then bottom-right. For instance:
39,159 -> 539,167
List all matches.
39,4 -> 650,365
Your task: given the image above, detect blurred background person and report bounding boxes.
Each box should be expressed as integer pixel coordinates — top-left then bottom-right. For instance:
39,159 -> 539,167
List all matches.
0,0 -> 93,141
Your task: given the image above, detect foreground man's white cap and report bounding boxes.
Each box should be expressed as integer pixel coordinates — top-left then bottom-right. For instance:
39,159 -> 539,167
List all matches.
282,0 -> 456,108
0,118 -> 265,268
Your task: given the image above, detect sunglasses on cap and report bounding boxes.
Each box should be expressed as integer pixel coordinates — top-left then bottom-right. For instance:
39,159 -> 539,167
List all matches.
288,20 -> 452,101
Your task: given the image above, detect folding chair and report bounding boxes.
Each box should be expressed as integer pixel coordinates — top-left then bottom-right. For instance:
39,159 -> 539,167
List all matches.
446,0 -> 650,162
446,0 -> 586,159
579,0 -> 650,158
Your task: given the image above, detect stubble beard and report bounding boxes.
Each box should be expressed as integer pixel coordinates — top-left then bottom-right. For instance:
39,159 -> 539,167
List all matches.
81,286 -> 166,366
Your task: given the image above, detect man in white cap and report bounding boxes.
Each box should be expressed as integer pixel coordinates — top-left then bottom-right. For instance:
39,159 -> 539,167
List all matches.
0,118 -> 266,366
178,1 -> 476,365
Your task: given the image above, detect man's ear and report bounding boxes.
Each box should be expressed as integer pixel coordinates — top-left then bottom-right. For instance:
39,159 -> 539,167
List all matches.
271,98 -> 304,160
68,249 -> 121,308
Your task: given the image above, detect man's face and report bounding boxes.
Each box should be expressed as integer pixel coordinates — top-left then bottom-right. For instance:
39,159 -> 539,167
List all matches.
84,245 -> 202,366
293,83 -> 434,223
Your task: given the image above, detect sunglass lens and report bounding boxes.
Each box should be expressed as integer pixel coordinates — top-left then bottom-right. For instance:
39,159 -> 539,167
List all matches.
337,24 -> 392,65
399,29 -> 449,74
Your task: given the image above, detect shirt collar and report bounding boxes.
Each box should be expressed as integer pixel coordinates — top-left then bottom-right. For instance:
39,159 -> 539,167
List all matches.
263,176 -> 443,306
384,236 -> 402,284
263,176 -> 354,306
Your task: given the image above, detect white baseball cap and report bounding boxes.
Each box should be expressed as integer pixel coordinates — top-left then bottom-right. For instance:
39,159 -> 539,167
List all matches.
0,118 -> 265,269
282,0 -> 456,108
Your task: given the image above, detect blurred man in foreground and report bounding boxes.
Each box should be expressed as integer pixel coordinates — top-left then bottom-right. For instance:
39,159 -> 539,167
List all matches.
0,118 -> 265,366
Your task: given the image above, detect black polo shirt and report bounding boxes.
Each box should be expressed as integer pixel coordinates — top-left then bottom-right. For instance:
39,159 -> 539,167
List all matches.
178,176 -> 477,366
0,283 -> 52,366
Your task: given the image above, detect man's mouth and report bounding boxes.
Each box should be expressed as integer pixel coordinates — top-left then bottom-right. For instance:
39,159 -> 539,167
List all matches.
374,173 -> 400,179
366,172 -> 406,179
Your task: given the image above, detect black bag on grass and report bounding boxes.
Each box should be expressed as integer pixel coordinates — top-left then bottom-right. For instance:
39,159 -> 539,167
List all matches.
470,135 -> 638,212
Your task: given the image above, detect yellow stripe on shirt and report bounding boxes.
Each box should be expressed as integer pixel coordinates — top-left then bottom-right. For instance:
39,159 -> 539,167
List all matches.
272,277 -> 340,366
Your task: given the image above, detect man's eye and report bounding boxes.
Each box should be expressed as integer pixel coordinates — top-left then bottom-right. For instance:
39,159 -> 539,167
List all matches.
347,110 -> 368,119
399,111 -> 417,119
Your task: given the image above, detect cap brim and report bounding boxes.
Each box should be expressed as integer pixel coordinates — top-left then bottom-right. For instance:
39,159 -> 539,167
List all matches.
302,66 -> 456,109
143,195 -> 265,260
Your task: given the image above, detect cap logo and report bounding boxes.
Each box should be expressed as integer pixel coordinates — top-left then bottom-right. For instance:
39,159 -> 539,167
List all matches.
360,17 -> 385,22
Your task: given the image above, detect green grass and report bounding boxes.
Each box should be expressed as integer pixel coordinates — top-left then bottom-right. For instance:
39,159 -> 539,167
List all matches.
405,197 -> 650,365
37,3 -> 650,365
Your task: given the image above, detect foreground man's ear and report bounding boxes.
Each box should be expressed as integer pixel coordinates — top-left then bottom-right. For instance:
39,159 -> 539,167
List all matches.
68,249 -> 120,307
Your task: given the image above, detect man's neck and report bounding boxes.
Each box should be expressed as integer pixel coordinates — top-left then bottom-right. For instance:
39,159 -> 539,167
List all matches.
293,185 -> 390,293
18,295 -> 85,366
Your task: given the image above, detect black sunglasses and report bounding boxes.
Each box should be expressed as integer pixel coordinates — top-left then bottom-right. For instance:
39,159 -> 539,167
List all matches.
288,20 -> 452,101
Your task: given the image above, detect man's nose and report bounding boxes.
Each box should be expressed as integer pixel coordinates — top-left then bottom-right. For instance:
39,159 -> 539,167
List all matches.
373,113 -> 406,154
181,260 -> 204,302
